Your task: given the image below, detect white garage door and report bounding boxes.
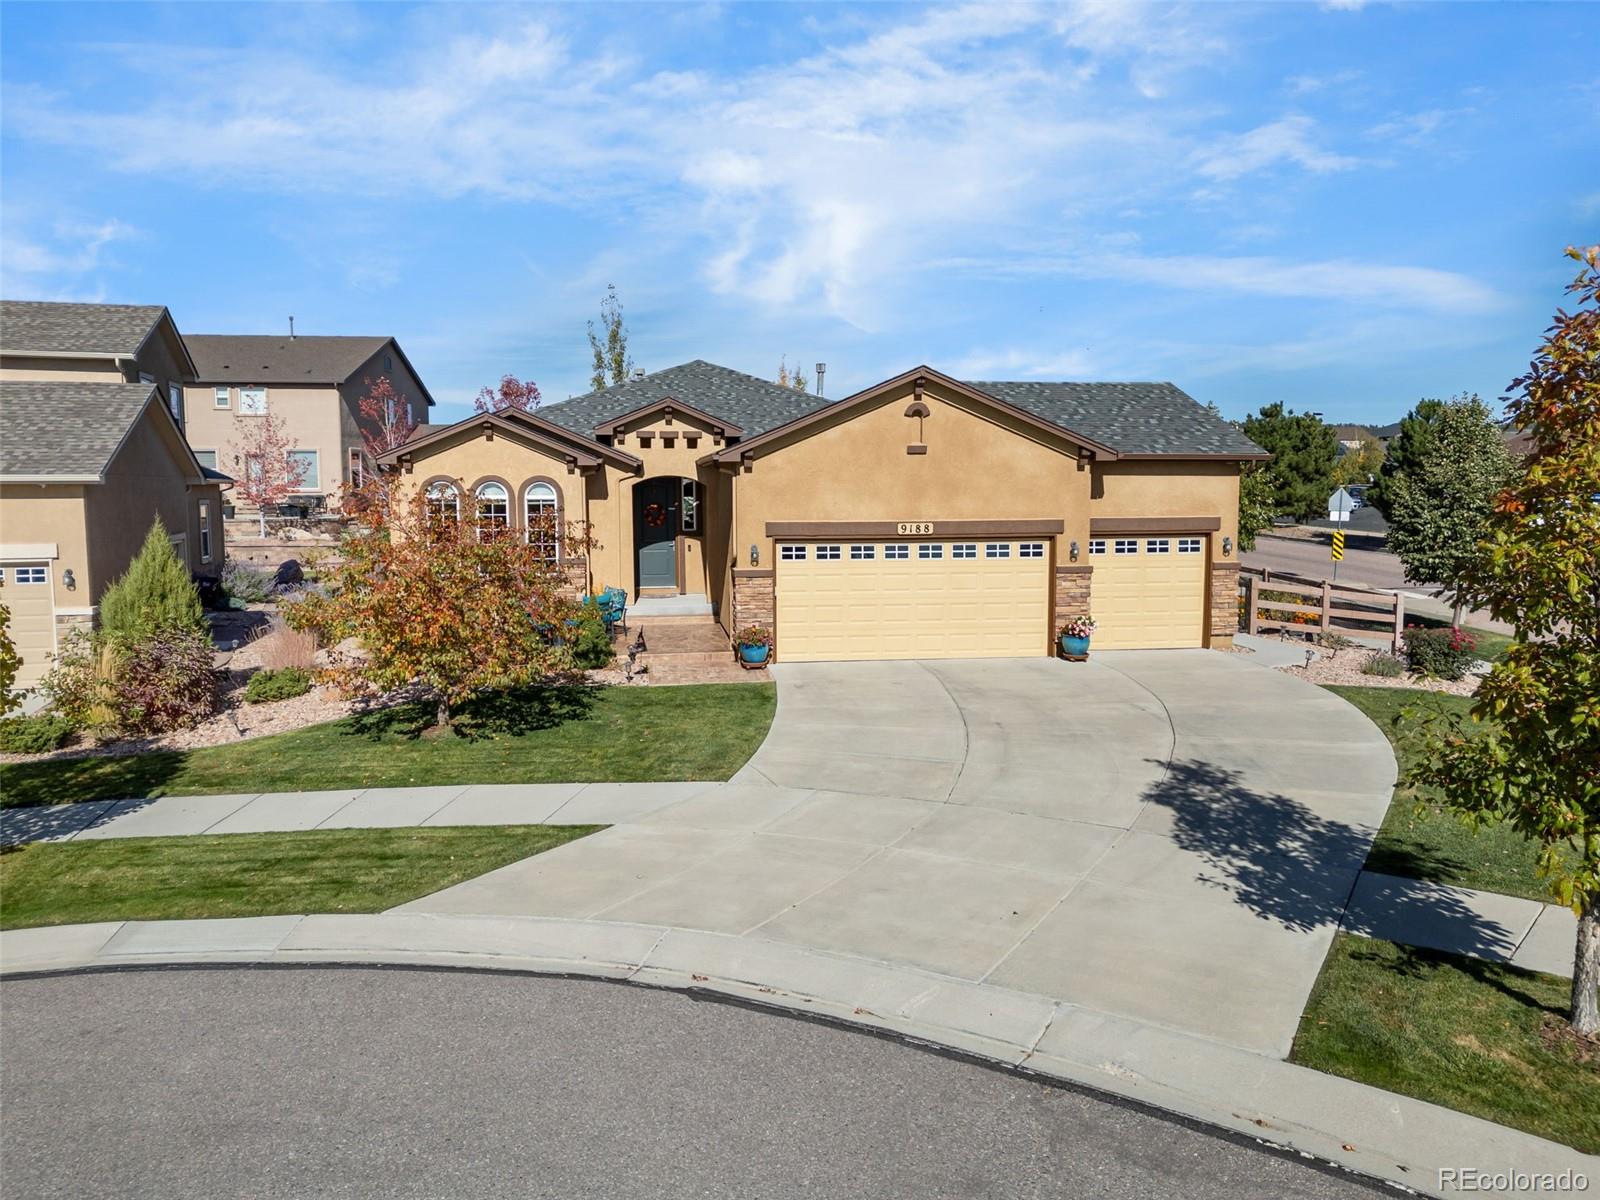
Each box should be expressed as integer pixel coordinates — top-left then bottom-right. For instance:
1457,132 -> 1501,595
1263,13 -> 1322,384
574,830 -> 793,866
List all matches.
776,540 -> 1051,662
1088,535 -> 1207,649
2,563 -> 56,688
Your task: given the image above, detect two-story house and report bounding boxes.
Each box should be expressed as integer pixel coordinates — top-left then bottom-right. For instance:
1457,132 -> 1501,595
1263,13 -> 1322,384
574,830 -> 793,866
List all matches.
182,334 -> 435,512
0,301 -> 228,688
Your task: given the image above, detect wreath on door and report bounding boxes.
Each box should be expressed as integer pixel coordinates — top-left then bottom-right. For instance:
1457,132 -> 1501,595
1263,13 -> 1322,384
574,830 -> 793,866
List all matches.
643,502 -> 668,528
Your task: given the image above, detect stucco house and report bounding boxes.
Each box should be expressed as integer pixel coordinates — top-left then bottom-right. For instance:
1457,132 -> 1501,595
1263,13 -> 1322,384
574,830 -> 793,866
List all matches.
0,380 -> 227,687
378,360 -> 1267,661
183,333 -> 434,512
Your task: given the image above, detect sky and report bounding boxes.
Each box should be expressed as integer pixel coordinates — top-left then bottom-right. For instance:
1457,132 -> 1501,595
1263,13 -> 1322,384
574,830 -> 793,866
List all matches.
1,2 -> 1594,427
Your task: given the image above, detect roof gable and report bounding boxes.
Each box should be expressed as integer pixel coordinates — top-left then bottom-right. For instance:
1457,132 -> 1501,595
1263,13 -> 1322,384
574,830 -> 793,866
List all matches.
541,360 -> 828,439
0,380 -> 202,482
377,409 -> 640,472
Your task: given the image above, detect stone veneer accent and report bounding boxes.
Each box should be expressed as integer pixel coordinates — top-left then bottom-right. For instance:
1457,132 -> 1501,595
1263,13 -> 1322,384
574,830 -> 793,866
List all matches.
54,610 -> 94,640
1209,561 -> 1241,639
560,555 -> 589,601
731,570 -> 775,648
1054,565 -> 1093,634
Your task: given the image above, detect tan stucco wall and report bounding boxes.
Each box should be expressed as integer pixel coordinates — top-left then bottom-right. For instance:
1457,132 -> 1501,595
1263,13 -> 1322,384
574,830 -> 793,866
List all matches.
0,484 -> 91,617
185,383 -> 343,503
729,380 -> 1091,555
1090,460 -> 1242,545
0,359 -> 125,383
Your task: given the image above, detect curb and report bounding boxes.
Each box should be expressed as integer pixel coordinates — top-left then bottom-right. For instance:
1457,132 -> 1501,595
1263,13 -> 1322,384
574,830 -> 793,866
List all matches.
3,913 -> 1589,1199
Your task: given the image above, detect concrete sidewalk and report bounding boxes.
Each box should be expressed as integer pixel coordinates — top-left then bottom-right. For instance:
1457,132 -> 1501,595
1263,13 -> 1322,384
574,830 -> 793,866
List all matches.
0,781 -> 718,846
1,912 -> 1587,1197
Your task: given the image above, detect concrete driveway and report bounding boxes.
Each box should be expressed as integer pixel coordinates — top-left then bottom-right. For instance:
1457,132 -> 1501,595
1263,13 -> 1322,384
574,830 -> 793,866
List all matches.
405,652 -> 1396,1057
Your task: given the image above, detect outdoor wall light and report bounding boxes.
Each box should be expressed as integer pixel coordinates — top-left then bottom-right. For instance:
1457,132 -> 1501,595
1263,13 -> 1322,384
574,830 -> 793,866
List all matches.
1222,536 -> 1233,558
62,568 -> 75,590
1069,540 -> 1079,562
750,544 -> 760,567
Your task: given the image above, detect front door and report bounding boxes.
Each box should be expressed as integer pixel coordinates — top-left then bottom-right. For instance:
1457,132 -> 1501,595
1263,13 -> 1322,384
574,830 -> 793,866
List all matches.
635,477 -> 678,592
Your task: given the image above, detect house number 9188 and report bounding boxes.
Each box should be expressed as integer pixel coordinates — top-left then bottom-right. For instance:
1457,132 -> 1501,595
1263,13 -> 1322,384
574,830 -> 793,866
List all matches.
897,522 -> 933,535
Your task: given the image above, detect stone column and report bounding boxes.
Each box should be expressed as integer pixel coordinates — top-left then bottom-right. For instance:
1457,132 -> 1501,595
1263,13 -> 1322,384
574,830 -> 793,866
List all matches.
1054,564 -> 1093,633
731,569 -> 775,650
560,554 -> 590,600
1209,561 -> 1241,642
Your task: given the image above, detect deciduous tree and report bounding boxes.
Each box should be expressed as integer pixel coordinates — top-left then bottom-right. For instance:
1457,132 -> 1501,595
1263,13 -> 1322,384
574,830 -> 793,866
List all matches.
474,375 -> 542,415
1383,394 -> 1512,618
0,591 -> 21,716
1407,246 -> 1600,1034
290,476 -> 595,729
1240,403 -> 1338,520
587,283 -> 633,391
356,376 -> 417,457
776,356 -> 810,392
1332,433 -> 1385,486
228,412 -> 309,536
1236,465 -> 1278,552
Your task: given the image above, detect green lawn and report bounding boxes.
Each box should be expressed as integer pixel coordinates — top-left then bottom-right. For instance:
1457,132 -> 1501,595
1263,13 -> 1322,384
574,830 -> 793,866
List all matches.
0,682 -> 775,809
1292,935 -> 1599,1152
1326,685 -> 1549,901
0,825 -> 596,930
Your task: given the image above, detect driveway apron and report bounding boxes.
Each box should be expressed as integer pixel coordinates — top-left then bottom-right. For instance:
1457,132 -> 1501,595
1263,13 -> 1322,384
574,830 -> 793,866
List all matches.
401,651 -> 1395,1058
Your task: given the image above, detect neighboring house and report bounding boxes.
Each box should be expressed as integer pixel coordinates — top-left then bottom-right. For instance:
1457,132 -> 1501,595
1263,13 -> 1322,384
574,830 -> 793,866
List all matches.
1331,424 -> 1374,453
378,360 -> 1267,659
0,300 -> 197,425
0,380 -> 227,688
182,334 -> 434,512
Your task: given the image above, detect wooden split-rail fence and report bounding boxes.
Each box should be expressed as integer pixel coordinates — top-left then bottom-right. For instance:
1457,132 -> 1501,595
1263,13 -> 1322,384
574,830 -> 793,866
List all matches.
1239,566 -> 1405,651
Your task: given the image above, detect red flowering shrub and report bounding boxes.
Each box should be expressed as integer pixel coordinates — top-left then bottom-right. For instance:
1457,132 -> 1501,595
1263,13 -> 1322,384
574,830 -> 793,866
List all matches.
1402,624 -> 1479,680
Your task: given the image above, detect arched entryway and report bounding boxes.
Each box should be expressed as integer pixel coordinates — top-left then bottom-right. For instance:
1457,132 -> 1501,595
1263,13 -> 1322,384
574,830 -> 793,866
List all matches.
633,475 -> 700,595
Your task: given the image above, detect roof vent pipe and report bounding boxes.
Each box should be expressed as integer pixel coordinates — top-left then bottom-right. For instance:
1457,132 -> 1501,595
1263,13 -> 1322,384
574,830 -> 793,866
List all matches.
632,368 -> 645,381
815,362 -> 826,397
288,316 -> 295,340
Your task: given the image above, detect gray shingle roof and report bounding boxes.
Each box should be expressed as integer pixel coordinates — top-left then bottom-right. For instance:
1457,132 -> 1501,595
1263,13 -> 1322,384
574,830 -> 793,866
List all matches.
966,381 -> 1266,456
541,360 -> 831,438
185,334 -> 391,385
0,381 -> 162,479
1,300 -> 166,356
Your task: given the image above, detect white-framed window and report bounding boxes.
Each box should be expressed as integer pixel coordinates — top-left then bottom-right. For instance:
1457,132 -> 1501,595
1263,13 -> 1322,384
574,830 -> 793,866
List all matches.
426,481 -> 460,526
884,544 -> 909,560
918,543 -> 943,560
193,449 -> 218,471
475,481 -> 509,540
780,544 -> 806,561
239,386 -> 268,415
525,481 -> 559,559
1178,537 -> 1203,554
213,386 -> 231,409
849,544 -> 875,560
815,544 -> 841,560
14,566 -> 47,584
287,449 -> 319,492
1114,538 -> 1138,555
1019,542 -> 1045,558
348,447 -> 365,488
952,543 -> 977,559
1146,538 -> 1170,554
1088,539 -> 1106,556
681,479 -> 700,533
985,543 -> 1011,558
198,501 -> 212,563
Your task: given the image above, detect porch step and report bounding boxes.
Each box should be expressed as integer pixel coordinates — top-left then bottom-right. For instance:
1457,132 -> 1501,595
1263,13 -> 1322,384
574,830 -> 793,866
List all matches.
642,660 -> 770,685
637,650 -> 734,668
628,593 -> 714,617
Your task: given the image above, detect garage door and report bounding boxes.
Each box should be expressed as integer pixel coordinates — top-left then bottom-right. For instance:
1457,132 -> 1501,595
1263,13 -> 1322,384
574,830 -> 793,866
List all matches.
776,539 -> 1051,662
1088,535 -> 1206,649
2,563 -> 56,688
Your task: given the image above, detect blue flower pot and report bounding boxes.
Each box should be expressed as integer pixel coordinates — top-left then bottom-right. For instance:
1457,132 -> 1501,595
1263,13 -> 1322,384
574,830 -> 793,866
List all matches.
1060,634 -> 1090,658
739,643 -> 770,664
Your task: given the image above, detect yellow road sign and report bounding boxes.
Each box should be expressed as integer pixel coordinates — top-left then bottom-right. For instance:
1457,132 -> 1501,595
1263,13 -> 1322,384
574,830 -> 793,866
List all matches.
1331,529 -> 1345,561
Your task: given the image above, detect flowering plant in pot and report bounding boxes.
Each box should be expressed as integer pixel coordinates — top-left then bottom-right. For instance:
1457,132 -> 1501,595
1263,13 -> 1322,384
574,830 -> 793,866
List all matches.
735,625 -> 773,665
1058,616 -> 1096,658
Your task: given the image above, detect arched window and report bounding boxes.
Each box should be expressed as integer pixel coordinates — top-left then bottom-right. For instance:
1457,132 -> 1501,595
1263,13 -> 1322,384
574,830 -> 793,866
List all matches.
425,481 -> 459,535
524,481 -> 559,560
475,481 -> 509,541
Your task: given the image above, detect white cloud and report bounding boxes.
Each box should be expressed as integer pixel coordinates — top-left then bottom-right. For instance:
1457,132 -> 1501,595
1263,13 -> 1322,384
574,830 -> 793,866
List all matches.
0,216 -> 137,299
1191,115 -> 1360,180
1285,69 -> 1362,96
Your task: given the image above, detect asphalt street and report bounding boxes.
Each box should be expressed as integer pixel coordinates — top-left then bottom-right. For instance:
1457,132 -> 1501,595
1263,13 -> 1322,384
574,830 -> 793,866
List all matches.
0,966 -> 1388,1200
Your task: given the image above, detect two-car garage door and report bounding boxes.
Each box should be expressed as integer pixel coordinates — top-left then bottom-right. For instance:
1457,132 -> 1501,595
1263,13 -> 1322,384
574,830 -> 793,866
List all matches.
776,539 -> 1050,662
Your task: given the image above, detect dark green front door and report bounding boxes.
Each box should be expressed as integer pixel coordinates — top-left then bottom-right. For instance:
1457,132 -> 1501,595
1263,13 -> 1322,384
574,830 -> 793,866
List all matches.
636,477 -> 678,591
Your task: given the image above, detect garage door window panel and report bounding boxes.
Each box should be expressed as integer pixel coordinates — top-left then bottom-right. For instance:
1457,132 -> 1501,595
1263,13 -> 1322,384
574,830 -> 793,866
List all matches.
1147,539 -> 1170,554
985,543 -> 1011,558
816,545 -> 841,560
885,544 -> 909,560
1113,539 -> 1138,555
14,567 -> 46,584
1088,539 -> 1106,555
1179,538 -> 1203,554
952,544 -> 976,559
781,545 -> 806,561
1020,543 -> 1045,558
918,544 -> 944,560
850,545 -> 875,560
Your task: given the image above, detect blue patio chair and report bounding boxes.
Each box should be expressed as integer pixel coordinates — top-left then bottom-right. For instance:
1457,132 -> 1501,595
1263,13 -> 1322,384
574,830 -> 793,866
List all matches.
598,586 -> 627,634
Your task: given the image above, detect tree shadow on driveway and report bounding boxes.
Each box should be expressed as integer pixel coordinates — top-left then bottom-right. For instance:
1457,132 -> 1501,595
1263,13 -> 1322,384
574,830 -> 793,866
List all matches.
1142,758 -> 1519,960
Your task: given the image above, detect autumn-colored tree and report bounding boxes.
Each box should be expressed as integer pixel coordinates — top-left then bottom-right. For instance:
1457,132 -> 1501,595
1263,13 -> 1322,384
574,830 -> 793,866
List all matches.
587,283 -> 633,391
776,356 -> 810,392
228,412 -> 309,535
1406,246 -> 1600,1034
289,475 -> 594,729
357,376 -> 417,458
1332,433 -> 1384,486
474,375 -> 542,414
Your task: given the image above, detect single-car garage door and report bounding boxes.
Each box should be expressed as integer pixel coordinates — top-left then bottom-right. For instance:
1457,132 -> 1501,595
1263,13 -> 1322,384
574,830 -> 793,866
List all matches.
1088,534 -> 1207,649
777,539 -> 1050,662
2,563 -> 56,688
